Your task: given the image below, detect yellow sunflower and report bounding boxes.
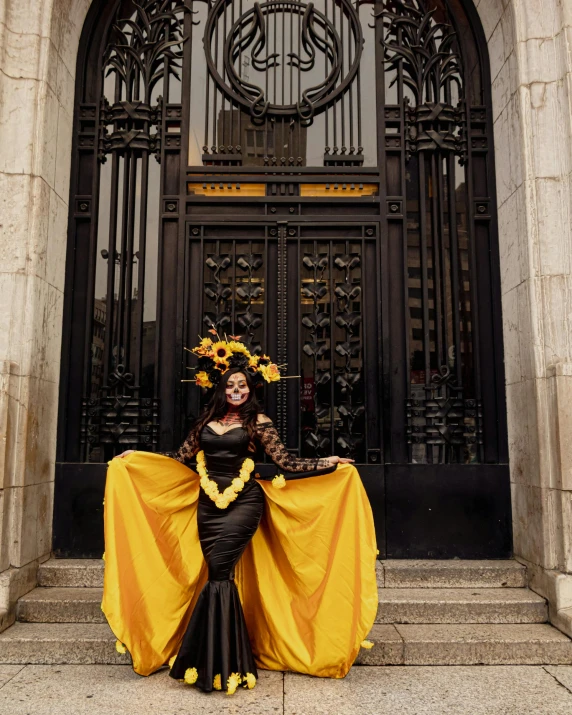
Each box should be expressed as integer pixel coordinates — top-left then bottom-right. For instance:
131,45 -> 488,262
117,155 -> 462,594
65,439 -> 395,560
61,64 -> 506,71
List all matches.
228,340 -> 251,357
211,341 -> 233,364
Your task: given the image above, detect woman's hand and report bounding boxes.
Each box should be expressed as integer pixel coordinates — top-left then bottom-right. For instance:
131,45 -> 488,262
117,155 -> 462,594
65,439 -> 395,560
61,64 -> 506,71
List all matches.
117,450 -> 136,459
324,455 -> 355,466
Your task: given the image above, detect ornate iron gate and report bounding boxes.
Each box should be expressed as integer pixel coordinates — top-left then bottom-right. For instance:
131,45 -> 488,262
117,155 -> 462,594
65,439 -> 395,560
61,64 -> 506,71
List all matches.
55,0 -> 510,558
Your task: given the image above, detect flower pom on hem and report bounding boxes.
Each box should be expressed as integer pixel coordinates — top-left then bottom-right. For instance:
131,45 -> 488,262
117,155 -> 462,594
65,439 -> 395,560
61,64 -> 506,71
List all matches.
226,673 -> 242,695
213,674 -> 222,690
115,640 -> 127,654
184,667 -> 198,685
244,672 -> 256,689
272,474 -> 286,489
360,639 -> 374,649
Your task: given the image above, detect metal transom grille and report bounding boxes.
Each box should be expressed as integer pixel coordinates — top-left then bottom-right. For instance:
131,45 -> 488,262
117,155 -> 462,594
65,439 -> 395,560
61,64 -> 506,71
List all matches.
61,0 -> 506,471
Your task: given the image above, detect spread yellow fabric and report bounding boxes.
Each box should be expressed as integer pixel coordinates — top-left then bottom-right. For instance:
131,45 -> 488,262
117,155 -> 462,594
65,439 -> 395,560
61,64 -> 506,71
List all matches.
101,451 -> 378,678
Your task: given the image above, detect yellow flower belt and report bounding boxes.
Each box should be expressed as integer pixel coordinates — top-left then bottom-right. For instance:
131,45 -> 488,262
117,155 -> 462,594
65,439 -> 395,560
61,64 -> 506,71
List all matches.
197,451 -> 285,508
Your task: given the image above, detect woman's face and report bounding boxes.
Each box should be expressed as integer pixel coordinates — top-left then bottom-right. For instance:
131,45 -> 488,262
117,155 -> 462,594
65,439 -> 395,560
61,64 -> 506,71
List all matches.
225,372 -> 250,407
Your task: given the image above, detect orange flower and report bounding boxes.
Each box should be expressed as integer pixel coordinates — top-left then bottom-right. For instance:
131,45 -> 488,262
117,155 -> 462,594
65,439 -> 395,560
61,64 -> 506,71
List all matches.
259,363 -> 280,383
195,371 -> 213,388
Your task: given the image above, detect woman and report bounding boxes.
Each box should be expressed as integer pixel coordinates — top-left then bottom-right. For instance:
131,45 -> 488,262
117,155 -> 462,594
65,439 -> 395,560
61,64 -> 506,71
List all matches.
102,336 -> 378,695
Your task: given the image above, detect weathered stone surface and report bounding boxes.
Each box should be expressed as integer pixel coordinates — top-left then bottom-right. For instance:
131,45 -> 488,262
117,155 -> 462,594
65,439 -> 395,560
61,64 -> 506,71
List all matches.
396,623 -> 572,665
284,666 -> 572,715
354,625 -> 403,665
0,623 -> 131,665
17,588 -> 104,623
0,665 -> 284,715
381,560 -> 527,588
376,587 -> 547,624
38,560 -> 104,588
0,665 -> 25,688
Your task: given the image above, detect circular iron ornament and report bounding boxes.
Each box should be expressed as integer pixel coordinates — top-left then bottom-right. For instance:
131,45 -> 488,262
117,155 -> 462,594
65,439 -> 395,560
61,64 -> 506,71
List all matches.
204,0 -> 363,123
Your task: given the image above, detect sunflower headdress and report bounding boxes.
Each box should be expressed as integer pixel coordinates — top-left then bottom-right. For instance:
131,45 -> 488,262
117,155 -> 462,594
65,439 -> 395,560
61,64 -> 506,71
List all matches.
184,331 -> 282,389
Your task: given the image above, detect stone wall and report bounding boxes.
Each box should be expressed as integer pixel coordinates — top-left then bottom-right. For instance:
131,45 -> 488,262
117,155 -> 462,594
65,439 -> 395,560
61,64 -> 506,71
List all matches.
0,0 -> 90,628
478,0 -> 572,632
0,0 -> 571,635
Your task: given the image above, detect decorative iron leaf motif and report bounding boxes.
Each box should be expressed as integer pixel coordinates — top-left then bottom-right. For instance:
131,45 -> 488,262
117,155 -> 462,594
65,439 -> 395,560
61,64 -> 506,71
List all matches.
203,311 -> 232,331
332,251 -> 364,458
303,341 -> 329,358
379,0 -> 466,161
301,282 -> 328,301
204,283 -> 233,302
99,0 -> 189,162
236,283 -> 263,301
237,310 -> 263,333
237,254 -> 264,272
304,430 -> 331,453
302,312 -> 331,330
206,254 -> 232,273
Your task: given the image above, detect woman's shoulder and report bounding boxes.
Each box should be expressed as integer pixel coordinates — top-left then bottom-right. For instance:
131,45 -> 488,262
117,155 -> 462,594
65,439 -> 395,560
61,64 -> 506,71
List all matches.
256,413 -> 273,426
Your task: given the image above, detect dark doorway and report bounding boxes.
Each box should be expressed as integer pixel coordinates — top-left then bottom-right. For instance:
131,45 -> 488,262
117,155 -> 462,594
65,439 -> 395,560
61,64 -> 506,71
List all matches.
55,0 -> 510,558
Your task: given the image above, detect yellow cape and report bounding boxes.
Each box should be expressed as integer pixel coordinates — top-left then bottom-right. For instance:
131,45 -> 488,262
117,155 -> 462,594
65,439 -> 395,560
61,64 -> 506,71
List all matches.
101,452 -> 378,678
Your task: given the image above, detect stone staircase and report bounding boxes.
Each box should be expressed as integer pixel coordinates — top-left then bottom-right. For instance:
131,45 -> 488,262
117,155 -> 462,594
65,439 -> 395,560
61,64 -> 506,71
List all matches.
1,559 -> 572,666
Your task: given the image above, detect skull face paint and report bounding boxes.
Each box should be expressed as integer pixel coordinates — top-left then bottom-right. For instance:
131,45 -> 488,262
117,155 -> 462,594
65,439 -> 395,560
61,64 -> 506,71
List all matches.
225,372 -> 250,406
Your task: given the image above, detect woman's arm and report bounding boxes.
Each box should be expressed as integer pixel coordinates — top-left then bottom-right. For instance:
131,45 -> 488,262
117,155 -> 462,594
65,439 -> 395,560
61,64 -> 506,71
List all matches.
117,430 -> 200,465
157,430 -> 200,467
254,416 -> 353,472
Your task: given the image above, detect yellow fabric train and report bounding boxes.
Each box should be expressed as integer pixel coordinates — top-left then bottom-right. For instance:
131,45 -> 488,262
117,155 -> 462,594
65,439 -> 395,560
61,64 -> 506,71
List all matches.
101,451 -> 378,678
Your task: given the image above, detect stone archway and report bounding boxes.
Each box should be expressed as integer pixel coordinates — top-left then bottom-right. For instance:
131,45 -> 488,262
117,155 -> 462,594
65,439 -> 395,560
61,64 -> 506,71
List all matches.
0,0 -> 571,636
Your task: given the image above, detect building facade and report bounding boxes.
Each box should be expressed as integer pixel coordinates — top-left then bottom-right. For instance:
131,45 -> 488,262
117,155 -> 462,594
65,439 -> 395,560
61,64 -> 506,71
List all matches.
0,0 -> 571,640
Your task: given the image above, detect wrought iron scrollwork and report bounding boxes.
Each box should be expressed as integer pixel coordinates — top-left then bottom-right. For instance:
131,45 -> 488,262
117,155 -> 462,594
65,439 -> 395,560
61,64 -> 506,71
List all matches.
98,0 -> 189,162
379,0 -> 466,162
205,0 -> 361,123
81,365 -> 159,460
406,366 -> 482,462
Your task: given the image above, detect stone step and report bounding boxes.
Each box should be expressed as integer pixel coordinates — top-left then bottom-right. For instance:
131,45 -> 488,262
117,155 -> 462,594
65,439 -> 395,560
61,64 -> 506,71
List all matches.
0,623 -> 131,665
356,623 -> 572,665
41,558 -> 527,590
19,585 -> 547,626
38,560 -> 104,588
377,560 -> 527,589
17,588 -> 104,623
1,622 -> 571,667
376,587 -> 547,624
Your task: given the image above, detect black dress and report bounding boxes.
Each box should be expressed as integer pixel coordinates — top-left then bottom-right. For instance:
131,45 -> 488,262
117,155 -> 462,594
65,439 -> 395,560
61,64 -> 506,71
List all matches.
164,419 -> 329,692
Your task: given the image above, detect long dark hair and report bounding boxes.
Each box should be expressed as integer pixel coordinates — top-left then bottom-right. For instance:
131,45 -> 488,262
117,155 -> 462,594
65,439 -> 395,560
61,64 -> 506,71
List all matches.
190,368 -> 262,447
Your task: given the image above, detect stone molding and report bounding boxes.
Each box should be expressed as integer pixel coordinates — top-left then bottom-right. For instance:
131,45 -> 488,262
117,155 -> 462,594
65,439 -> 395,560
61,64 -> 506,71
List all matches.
0,0 -> 572,630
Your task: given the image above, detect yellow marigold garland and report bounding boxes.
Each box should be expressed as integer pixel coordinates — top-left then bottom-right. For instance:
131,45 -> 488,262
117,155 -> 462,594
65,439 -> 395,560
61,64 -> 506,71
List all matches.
197,450 -> 255,509
213,674 -> 222,690
244,672 -> 257,689
115,640 -> 127,654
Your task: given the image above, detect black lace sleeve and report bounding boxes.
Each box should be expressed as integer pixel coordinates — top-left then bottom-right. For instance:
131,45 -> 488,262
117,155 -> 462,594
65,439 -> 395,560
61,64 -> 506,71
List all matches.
254,420 -> 331,472
157,430 -> 199,467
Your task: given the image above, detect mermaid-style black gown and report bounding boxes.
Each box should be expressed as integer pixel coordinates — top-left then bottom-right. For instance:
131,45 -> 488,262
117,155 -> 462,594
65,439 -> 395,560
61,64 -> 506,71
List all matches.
164,419 -> 329,692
